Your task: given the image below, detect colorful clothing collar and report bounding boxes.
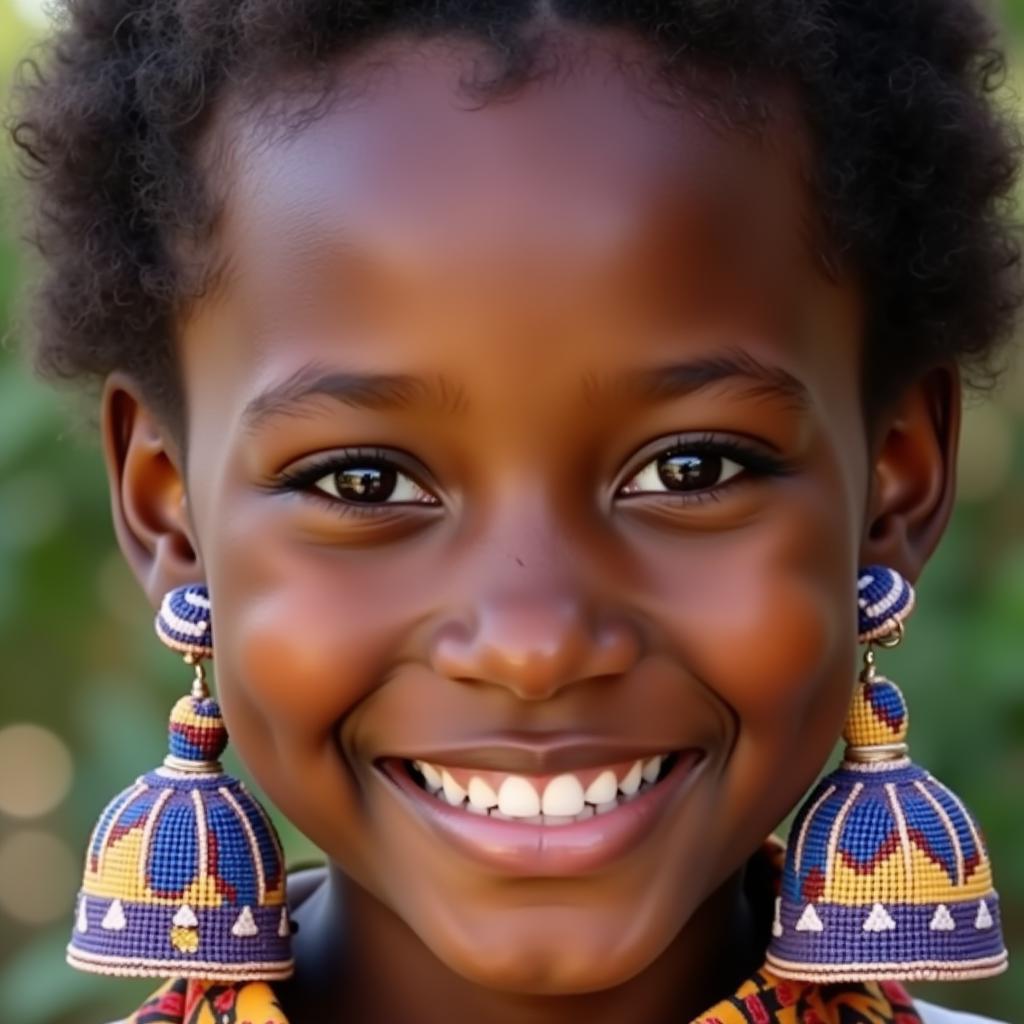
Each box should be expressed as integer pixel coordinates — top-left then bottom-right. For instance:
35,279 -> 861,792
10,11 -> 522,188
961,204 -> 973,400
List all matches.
122,970 -> 922,1024
119,839 -> 923,1024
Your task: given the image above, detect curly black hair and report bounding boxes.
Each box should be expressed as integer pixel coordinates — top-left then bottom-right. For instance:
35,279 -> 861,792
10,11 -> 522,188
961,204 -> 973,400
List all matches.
9,0 -> 1023,430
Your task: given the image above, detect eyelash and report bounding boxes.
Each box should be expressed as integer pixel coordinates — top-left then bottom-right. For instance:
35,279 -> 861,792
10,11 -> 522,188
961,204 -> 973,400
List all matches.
618,433 -> 794,506
272,448 -> 439,518
270,435 -> 793,515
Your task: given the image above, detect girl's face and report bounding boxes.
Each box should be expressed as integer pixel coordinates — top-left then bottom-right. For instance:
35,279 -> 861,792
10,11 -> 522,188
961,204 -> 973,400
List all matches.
166,30 -> 874,995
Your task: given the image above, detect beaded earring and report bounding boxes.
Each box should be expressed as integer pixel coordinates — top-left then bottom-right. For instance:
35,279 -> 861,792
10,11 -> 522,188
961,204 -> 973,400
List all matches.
66,584 -> 293,981
766,565 -> 1007,983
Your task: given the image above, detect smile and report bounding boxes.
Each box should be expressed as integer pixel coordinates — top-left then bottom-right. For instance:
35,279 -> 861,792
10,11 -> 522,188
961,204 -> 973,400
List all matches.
380,747 -> 706,876
406,754 -> 677,824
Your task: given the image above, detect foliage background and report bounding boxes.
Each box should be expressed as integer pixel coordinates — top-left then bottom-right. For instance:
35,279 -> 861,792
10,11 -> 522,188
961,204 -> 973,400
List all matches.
0,1 -> 1021,1021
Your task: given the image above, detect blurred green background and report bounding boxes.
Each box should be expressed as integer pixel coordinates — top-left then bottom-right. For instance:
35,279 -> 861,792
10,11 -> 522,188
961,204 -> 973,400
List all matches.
0,1 -> 1022,1021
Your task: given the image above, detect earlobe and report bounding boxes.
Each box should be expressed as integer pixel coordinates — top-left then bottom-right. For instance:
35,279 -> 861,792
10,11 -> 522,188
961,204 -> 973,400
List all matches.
101,375 -> 203,607
859,365 -> 960,582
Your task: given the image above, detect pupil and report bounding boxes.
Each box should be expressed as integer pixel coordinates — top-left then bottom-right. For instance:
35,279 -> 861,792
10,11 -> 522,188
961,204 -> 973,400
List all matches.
657,452 -> 721,491
335,464 -> 397,502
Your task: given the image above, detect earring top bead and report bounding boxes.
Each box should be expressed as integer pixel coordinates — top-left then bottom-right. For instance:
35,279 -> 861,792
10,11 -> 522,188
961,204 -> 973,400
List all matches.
857,565 -> 915,644
156,584 -> 214,659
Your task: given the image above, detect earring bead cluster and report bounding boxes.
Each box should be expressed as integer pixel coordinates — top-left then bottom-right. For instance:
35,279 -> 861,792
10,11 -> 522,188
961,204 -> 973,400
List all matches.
766,566 -> 1007,983
66,584 -> 294,982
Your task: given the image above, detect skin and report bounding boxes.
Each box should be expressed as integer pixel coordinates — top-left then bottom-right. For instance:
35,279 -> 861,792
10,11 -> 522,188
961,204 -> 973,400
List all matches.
102,26 -> 959,1024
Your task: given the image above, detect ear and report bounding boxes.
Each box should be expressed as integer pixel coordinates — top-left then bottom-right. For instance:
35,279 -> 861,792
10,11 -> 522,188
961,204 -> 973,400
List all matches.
101,374 -> 203,607
859,365 -> 960,583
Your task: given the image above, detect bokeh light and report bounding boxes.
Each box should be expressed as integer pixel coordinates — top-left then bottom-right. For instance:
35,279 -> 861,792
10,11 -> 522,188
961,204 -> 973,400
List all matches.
0,724 -> 73,819
11,0 -> 49,27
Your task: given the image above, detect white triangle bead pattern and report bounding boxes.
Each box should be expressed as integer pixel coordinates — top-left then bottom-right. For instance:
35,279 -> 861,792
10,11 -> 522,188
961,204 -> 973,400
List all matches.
863,903 -> 896,932
929,904 -> 956,932
76,898 -> 88,933
975,900 -> 994,930
914,1002 -> 1008,1024
278,908 -> 290,938
173,904 -> 199,928
231,905 -> 259,937
795,904 -> 823,932
101,900 -> 127,931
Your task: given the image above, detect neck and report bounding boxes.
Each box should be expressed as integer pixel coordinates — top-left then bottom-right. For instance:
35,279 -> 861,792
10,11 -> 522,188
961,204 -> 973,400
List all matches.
281,855 -> 769,1024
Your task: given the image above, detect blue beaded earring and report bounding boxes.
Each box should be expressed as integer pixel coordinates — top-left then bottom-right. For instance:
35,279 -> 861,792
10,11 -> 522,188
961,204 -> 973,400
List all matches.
67,584 -> 293,981
766,566 -> 1007,982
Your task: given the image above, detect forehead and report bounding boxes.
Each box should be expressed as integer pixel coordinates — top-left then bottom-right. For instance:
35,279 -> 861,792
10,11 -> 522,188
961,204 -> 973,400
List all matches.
189,28 -> 858,411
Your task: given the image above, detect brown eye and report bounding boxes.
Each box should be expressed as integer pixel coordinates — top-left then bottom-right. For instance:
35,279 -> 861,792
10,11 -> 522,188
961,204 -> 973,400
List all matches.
658,453 -> 724,490
334,465 -> 396,502
313,461 -> 436,505
621,450 -> 744,496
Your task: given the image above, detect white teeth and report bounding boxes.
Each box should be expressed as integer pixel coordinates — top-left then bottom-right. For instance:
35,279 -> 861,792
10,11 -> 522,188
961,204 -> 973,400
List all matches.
583,770 -> 618,805
541,774 -> 585,817
417,761 -> 443,791
497,775 -> 541,817
414,753 -> 677,819
619,760 -> 642,796
467,776 -> 499,810
441,770 -> 467,806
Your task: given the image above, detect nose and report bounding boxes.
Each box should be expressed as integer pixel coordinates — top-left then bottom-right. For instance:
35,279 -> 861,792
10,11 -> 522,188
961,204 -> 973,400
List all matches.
430,593 -> 641,702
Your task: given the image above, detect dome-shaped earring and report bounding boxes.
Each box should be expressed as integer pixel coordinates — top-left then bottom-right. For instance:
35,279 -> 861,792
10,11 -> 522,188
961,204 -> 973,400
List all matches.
66,585 -> 293,981
766,566 -> 1007,982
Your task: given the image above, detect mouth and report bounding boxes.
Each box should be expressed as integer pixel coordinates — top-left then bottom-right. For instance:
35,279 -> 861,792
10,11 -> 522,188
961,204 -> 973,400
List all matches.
379,747 -> 705,876
403,752 -> 677,823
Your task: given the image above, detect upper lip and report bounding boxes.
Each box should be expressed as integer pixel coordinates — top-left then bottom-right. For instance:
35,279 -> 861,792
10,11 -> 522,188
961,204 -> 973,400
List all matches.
379,734 -> 694,776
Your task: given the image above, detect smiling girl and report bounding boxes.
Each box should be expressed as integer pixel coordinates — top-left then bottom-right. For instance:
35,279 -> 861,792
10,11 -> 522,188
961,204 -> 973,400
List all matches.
9,1 -> 1020,1022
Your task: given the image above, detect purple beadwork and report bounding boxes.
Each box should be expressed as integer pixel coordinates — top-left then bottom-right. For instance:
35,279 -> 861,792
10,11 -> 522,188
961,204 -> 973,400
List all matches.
857,566 -> 915,643
156,584 -> 214,658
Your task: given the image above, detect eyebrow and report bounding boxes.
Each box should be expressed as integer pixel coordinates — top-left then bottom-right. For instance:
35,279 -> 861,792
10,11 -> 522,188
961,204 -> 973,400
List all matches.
244,348 -> 809,431
623,348 -> 811,412
242,363 -> 467,432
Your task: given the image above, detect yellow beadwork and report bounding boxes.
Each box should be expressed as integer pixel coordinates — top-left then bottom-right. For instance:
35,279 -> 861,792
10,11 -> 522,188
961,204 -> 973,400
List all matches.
843,678 -> 909,748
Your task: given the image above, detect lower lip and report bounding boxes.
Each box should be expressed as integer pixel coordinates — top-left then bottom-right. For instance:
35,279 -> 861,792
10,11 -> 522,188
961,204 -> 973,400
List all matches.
382,752 -> 705,877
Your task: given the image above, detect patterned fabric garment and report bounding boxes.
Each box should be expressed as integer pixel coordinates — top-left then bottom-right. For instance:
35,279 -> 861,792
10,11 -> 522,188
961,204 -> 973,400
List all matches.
119,967 -> 924,1023
117,979 -> 287,1024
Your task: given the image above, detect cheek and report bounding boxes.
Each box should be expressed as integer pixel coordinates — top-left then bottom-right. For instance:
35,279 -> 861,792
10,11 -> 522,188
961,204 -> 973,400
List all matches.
641,490 -> 860,833
711,569 -> 856,821
643,533 -> 855,713
198,515 -> 428,855
688,565 -> 851,716
226,587 -> 382,735
669,477 -> 859,719
204,507 -> 424,736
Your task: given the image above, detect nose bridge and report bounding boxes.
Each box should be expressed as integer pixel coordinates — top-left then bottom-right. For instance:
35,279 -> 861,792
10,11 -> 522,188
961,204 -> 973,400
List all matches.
429,501 -> 640,700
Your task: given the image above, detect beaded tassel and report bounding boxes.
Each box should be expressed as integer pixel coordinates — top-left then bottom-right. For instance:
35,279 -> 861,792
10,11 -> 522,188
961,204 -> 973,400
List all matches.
766,566 -> 1007,983
67,585 -> 293,981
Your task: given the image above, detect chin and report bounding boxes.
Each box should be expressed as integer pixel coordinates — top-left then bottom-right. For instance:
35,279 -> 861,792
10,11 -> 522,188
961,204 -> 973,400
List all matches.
414,904 -> 673,996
